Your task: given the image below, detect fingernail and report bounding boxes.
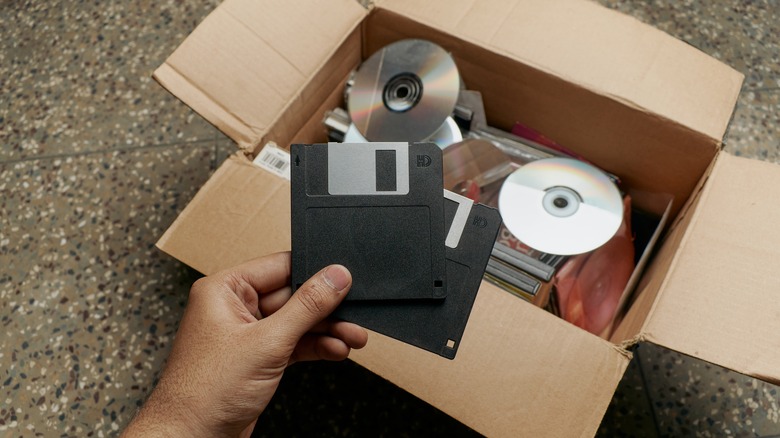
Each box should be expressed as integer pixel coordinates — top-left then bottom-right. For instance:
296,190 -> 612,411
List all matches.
323,265 -> 350,291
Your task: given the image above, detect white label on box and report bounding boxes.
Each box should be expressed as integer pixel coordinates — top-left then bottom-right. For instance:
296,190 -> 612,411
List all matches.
253,143 -> 291,180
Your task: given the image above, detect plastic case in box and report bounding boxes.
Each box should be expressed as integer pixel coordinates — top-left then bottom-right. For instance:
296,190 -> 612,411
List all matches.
152,0 -> 780,436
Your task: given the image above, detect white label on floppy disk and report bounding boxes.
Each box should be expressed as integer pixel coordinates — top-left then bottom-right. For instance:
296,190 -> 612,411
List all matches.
327,142 -> 410,195
253,143 -> 291,180
443,189 -> 474,249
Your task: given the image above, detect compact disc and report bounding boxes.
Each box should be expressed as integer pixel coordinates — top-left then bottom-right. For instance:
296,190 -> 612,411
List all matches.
348,39 -> 460,141
498,158 -> 623,255
344,116 -> 462,149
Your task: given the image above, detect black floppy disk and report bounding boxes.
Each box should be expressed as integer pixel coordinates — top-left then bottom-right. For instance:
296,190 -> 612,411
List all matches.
335,190 -> 502,359
290,142 -> 447,301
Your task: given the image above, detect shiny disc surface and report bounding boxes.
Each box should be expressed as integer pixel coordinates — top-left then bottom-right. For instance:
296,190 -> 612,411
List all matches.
347,39 -> 460,141
498,158 -> 623,255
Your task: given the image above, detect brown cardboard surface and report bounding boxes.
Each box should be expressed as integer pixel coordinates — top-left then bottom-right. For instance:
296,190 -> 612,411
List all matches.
153,0 -> 365,151
643,153 -> 780,383
156,155 -> 291,275
151,0 -> 758,435
350,281 -> 630,438
610,186 -> 703,345
610,154 -> 721,344
364,9 -> 722,220
258,30 -> 362,154
378,0 -> 743,142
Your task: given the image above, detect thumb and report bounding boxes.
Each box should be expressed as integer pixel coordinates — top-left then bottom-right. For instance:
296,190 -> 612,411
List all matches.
269,265 -> 352,343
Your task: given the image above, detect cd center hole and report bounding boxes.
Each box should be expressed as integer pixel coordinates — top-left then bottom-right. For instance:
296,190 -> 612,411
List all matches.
383,73 -> 423,113
553,197 -> 569,209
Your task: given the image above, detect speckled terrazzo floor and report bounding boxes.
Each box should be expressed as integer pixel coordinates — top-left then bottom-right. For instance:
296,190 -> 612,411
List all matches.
1,1 -> 779,437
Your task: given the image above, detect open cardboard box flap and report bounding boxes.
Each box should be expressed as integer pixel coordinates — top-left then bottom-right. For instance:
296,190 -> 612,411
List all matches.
153,0 -> 780,435
153,0 -> 366,151
155,155 -> 291,274
640,153 -> 780,384
376,0 -> 740,142
153,0 -> 741,152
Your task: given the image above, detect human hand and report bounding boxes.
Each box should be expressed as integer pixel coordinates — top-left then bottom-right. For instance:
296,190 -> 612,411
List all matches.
122,252 -> 368,438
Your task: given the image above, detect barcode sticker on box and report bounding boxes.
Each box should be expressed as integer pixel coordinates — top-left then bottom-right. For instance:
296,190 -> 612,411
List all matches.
253,144 -> 291,180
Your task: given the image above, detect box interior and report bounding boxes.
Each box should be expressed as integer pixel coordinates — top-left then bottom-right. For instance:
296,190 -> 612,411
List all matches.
249,7 -> 720,342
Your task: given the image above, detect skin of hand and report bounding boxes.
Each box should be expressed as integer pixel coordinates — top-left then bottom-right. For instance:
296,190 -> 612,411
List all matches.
122,252 -> 368,438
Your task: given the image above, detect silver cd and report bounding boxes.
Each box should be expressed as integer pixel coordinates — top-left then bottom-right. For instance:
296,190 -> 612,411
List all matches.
498,158 -> 623,255
347,39 -> 460,141
343,116 -> 462,149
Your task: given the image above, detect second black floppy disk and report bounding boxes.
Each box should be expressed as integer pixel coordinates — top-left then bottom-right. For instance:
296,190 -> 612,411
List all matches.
290,142 -> 447,301
335,190 -> 502,359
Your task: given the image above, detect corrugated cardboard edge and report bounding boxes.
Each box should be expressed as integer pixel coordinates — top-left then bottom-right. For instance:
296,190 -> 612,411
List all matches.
376,0 -> 744,143
636,152 -> 780,385
154,63 -> 256,149
156,154 -> 291,275
610,147 -> 721,345
634,151 -> 726,341
152,0 -> 367,153
350,280 -> 631,438
615,152 -> 720,348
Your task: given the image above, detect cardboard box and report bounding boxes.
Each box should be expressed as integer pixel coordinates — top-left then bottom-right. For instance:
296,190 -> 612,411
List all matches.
152,0 -> 780,436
